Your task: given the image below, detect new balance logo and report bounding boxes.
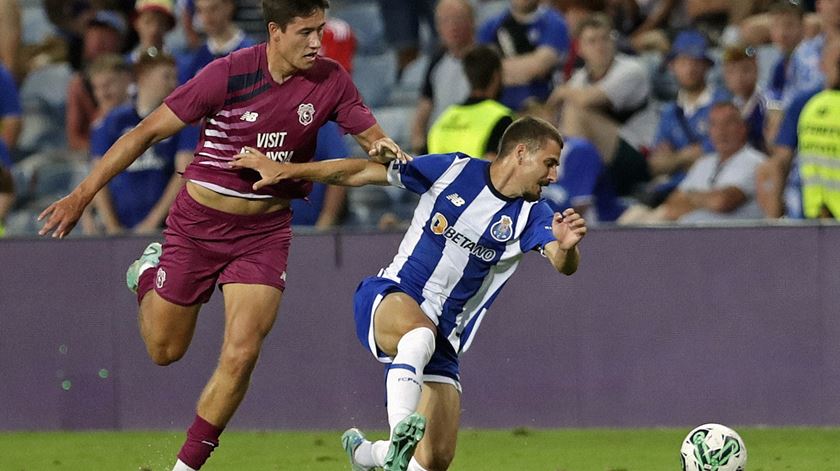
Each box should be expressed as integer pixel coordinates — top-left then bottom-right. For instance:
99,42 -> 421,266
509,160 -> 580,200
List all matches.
240,111 -> 259,122
446,193 -> 465,207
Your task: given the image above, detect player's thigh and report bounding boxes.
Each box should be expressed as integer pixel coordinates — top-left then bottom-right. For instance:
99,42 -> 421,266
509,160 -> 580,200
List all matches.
139,290 -> 201,346
221,283 -> 283,350
373,291 -> 436,357
415,382 -> 461,470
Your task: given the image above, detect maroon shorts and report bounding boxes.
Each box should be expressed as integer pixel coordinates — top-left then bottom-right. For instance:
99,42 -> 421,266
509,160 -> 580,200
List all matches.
153,187 -> 293,306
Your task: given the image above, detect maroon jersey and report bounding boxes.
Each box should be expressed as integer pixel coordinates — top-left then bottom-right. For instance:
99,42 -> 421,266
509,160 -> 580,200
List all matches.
165,43 -> 376,199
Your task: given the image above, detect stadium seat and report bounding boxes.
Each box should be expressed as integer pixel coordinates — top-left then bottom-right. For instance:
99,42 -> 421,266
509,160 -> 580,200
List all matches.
352,52 -> 396,108
330,1 -> 386,56
369,104 -> 414,149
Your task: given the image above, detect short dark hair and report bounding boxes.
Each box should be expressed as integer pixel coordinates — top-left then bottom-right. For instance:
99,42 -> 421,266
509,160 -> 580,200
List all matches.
497,116 -> 563,158
463,46 -> 502,90
574,12 -> 612,38
262,0 -> 329,31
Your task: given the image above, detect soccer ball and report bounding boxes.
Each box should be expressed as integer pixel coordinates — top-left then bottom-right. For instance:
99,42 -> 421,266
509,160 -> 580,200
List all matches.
680,423 -> 747,471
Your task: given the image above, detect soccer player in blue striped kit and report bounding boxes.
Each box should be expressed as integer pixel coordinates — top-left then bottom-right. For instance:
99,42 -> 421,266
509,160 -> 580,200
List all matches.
232,116 -> 588,471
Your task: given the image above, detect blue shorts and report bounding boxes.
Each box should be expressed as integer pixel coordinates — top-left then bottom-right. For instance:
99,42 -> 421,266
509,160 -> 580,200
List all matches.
354,276 -> 461,389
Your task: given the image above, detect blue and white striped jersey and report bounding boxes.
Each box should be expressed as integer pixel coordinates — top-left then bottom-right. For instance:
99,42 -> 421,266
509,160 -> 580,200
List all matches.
382,153 -> 558,354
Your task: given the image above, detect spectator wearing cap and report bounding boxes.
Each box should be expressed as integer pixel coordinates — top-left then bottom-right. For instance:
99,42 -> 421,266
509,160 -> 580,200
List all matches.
177,0 -> 256,84
478,0 -> 570,111
128,0 -> 177,64
66,9 -> 128,151
721,44 -> 769,153
644,29 -> 728,205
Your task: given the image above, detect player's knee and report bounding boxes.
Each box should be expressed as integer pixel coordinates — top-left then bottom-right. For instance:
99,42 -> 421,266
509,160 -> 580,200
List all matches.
146,342 -> 187,366
397,327 -> 436,358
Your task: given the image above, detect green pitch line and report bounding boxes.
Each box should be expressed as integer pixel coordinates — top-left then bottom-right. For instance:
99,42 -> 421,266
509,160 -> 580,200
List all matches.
1,427 -> 838,470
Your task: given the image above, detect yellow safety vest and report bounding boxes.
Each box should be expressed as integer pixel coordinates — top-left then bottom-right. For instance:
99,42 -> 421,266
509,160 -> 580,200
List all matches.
427,99 -> 513,158
798,90 -> 840,219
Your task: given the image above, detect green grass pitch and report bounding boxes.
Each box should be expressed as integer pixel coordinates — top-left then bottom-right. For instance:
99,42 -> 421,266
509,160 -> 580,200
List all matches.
1,427 -> 838,470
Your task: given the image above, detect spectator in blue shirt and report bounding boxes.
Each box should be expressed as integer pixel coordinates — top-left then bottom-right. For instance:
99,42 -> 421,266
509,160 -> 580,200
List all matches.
177,0 -> 256,83
782,0 -> 840,108
721,44 -> 769,153
88,51 -> 198,234
0,61 -> 21,154
646,30 -> 728,205
541,136 -> 626,224
478,0 -> 569,111
290,121 -> 352,229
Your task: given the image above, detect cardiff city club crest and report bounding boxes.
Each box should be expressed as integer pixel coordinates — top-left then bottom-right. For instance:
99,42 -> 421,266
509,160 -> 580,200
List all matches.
490,215 -> 513,242
297,103 -> 315,126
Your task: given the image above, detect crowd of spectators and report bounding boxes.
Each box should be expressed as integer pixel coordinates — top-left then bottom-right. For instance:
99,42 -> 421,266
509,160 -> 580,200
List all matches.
1,0 -> 839,237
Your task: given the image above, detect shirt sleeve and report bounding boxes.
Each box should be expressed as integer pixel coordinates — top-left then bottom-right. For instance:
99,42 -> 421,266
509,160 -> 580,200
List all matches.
562,141 -> 602,204
774,89 -> 817,149
164,57 -> 229,125
89,112 -> 118,159
175,124 -> 200,153
314,121 -> 350,161
0,140 -> 11,169
652,106 -> 675,147
598,58 -> 648,110
715,152 -> 764,197
536,11 -> 570,56
386,153 -> 458,194
678,156 -> 713,192
0,65 -> 21,117
330,66 -> 377,136
519,201 -> 557,254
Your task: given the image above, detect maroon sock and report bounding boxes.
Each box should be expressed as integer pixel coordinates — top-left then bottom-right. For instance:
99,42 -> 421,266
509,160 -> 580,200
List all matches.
136,266 -> 156,305
176,415 -> 224,470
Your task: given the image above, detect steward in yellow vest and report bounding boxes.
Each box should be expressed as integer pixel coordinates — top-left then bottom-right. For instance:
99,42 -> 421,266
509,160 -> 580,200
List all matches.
798,89 -> 840,218
426,46 -> 514,160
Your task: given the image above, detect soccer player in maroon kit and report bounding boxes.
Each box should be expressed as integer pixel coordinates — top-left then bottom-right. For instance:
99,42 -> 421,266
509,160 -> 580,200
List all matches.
38,1 -> 405,470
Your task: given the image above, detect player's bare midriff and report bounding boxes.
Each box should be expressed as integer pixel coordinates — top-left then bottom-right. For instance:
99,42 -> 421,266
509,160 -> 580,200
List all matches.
186,181 -> 290,215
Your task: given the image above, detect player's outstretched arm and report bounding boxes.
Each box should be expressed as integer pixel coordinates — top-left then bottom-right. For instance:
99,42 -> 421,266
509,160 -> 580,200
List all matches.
543,208 -> 587,275
231,147 -> 389,190
38,104 -> 187,238
352,123 -> 412,164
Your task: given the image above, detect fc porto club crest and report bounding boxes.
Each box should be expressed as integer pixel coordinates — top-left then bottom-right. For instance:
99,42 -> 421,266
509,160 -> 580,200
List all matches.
297,103 -> 315,126
490,215 -> 513,242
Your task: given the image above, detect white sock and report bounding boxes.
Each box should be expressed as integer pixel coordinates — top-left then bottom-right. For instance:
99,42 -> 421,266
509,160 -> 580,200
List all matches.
352,440 -> 375,467
386,327 -> 435,434
363,439 -> 390,467
172,459 -> 197,471
407,457 -> 430,471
